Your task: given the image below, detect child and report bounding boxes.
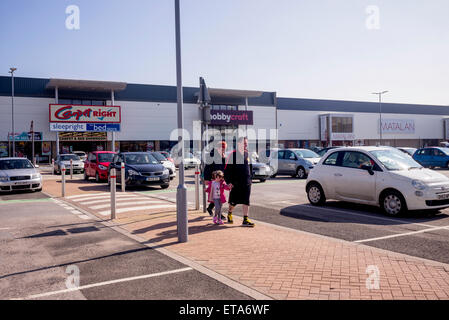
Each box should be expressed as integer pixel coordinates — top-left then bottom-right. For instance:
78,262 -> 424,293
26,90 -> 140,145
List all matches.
205,170 -> 230,225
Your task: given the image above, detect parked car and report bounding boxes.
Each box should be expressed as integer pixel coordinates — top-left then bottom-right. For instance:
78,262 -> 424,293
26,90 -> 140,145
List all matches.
172,152 -> 201,169
413,147 -> 449,169
250,153 -> 271,182
316,147 -> 340,157
84,151 -> 116,182
151,152 -> 176,180
269,149 -> 321,179
108,152 -> 170,189
306,146 -> 449,216
159,151 -> 175,164
0,158 -> 42,192
73,151 -> 87,162
397,147 -> 417,157
54,154 -> 85,175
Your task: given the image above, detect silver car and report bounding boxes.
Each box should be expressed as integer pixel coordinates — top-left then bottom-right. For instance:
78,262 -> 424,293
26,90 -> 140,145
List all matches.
0,158 -> 42,192
269,148 -> 321,179
54,154 -> 85,175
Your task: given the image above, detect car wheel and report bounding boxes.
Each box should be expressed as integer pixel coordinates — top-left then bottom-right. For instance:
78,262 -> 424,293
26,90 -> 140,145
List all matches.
297,166 -> 307,179
381,190 -> 407,216
307,182 -> 326,206
161,184 -> 170,189
95,172 -> 100,183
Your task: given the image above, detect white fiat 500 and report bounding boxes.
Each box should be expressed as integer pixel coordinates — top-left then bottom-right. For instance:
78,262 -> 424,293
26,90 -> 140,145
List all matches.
306,146 -> 449,216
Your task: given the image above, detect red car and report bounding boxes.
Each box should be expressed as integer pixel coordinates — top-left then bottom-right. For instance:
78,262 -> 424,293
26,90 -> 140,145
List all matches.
159,151 -> 175,164
84,151 -> 117,182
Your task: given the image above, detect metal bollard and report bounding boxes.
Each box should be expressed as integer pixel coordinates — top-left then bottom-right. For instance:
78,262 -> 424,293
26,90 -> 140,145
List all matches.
121,162 -> 125,193
195,165 -> 200,210
52,159 -> 55,175
70,159 -> 73,179
110,168 -> 117,220
61,165 -> 66,197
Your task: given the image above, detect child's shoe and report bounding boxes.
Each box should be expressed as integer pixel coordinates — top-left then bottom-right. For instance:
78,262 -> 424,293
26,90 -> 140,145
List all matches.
218,219 -> 224,225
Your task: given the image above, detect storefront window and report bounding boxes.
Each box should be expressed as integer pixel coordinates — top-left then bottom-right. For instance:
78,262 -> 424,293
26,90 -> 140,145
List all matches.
332,117 -> 353,133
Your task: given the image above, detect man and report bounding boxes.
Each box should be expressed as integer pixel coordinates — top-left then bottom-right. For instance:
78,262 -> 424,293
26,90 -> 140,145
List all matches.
203,141 -> 228,218
224,137 -> 255,227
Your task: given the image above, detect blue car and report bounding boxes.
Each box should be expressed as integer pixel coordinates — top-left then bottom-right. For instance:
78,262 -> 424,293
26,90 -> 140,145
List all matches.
108,152 -> 170,189
413,147 -> 449,169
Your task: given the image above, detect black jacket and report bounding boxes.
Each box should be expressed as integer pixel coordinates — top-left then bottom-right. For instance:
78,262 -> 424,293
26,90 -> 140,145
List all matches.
203,151 -> 226,181
224,150 -> 252,186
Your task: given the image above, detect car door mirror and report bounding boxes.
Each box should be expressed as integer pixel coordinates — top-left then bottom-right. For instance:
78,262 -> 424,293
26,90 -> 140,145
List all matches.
361,164 -> 375,175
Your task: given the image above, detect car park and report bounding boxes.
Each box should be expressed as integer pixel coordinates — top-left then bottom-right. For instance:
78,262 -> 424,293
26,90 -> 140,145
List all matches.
151,152 -> 176,180
84,151 -> 116,182
413,147 -> 449,169
108,152 -> 170,189
0,158 -> 42,192
306,146 -> 449,216
54,154 -> 85,175
397,147 -> 417,157
73,151 -> 87,162
269,148 -> 321,179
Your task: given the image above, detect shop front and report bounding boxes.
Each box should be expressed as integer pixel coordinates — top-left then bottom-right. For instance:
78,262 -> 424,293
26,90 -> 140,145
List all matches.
319,114 -> 355,147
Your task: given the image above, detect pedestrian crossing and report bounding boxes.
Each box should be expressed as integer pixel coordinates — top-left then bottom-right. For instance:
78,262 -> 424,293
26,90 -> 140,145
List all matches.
66,192 -> 177,216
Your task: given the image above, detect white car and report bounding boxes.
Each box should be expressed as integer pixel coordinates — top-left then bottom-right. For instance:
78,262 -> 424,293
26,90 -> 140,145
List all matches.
151,152 -> 176,180
0,158 -> 42,192
73,151 -> 87,162
306,146 -> 449,216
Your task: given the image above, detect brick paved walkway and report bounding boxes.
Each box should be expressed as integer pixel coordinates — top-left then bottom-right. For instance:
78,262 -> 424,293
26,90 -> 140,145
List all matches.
43,178 -> 449,300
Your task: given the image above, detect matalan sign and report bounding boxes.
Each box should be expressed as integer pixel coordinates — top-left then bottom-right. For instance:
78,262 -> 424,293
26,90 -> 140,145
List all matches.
381,119 -> 415,134
49,104 -> 121,123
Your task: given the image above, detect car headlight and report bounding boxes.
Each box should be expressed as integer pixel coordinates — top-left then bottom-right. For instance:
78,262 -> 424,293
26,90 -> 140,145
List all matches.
412,180 -> 427,190
98,165 -> 107,170
128,169 -> 140,176
0,176 -> 9,182
163,169 -> 169,175
32,173 -> 41,179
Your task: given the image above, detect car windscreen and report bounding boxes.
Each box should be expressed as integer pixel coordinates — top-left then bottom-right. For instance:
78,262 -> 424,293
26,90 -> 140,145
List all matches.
439,148 -> 449,155
151,152 -> 167,162
98,153 -> 115,163
370,149 -> 422,171
294,150 -> 320,159
0,159 -> 34,170
60,155 -> 80,161
124,154 -> 159,165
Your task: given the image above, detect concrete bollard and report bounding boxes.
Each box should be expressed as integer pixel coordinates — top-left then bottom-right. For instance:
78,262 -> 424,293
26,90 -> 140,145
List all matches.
70,159 -> 73,179
121,162 -> 125,193
110,168 -> 117,220
195,164 -> 200,211
61,165 -> 66,197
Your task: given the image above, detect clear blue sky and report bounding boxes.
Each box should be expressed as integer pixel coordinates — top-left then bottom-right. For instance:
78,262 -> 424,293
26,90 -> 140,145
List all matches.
1,0 -> 448,105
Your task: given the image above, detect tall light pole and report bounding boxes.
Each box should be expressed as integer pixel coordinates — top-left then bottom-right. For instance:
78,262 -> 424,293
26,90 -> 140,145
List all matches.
175,0 -> 188,243
9,68 -> 17,157
372,91 -> 388,145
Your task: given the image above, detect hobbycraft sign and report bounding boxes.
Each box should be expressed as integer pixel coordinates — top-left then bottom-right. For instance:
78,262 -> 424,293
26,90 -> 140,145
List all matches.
381,119 -> 415,134
49,104 -> 121,123
209,110 -> 253,125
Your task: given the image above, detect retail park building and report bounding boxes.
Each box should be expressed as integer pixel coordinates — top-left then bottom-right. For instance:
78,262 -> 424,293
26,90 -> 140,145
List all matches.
1,75 -> 449,161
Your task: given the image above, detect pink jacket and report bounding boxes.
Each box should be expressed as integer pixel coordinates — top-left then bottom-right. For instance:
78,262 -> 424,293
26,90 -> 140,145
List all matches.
205,180 -> 231,204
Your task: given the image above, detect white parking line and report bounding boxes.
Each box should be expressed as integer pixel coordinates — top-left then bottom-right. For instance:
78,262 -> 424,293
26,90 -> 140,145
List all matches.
354,226 -> 449,243
79,197 -> 150,206
90,200 -> 166,210
71,194 -> 138,202
98,204 -> 176,216
16,267 -> 193,300
303,204 -> 437,228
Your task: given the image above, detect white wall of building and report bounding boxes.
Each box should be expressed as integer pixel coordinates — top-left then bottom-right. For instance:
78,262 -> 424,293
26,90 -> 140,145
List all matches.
0,96 -> 57,141
278,110 -> 445,141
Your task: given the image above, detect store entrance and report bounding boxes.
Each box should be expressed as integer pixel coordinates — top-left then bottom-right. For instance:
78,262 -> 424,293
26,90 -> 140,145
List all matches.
59,141 -> 107,154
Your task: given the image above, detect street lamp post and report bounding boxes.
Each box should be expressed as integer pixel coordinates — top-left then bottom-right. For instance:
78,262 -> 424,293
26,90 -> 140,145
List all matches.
372,91 -> 388,145
9,68 -> 17,157
174,0 -> 188,243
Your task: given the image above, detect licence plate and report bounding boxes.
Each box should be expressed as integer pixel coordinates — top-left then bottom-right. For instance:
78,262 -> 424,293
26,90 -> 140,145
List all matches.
14,181 -> 30,185
147,177 -> 160,182
437,193 -> 449,200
